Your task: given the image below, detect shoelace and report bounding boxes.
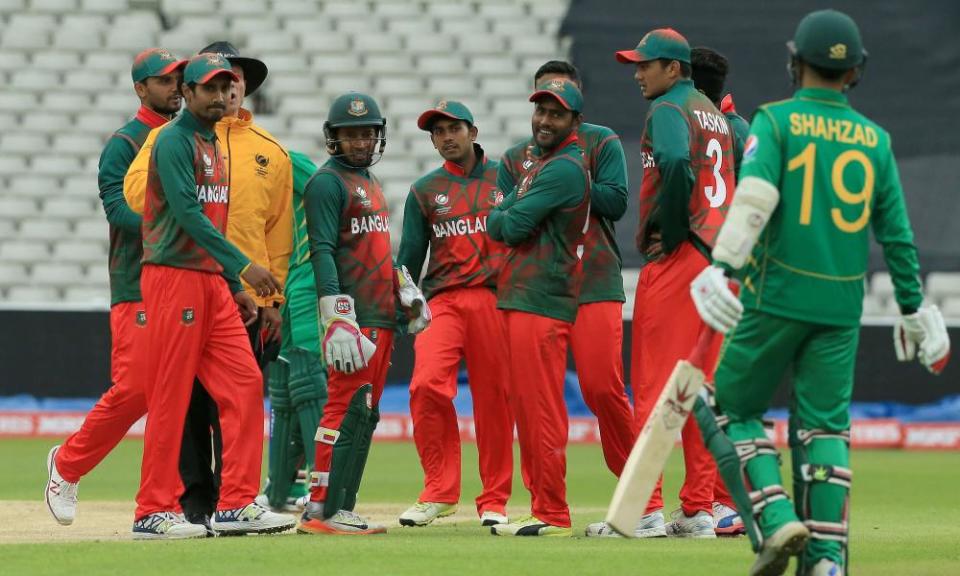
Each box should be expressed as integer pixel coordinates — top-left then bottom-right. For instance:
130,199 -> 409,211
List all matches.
413,502 -> 434,513
136,512 -> 181,531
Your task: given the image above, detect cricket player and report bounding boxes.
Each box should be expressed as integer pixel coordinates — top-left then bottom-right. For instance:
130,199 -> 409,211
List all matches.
258,149 -> 325,513
44,47 -> 186,527
499,63 -> 636,521
690,10 -> 951,575
396,100 -> 513,528
615,28 -> 735,538
298,92 -> 429,535
133,53 -> 294,538
488,79 -> 590,538
124,42 -> 294,529
691,46 -> 751,178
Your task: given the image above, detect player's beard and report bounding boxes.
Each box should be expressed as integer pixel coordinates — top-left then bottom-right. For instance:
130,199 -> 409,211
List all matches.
534,125 -> 571,152
150,94 -> 182,117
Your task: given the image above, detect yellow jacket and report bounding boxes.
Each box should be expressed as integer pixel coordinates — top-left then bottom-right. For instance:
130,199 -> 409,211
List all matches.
125,109 -> 293,306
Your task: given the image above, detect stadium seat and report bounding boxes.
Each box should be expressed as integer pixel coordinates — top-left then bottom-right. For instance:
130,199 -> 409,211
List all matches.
9,175 -> 59,198
231,15 -> 281,35
0,133 -> 49,155
43,197 -> 96,218
0,112 -> 15,131
387,17 -> 436,35
300,32 -> 350,53
0,239 -> 50,263
31,155 -> 84,176
470,55 -> 520,75
479,3 -> 526,18
63,285 -> 110,304
82,262 -> 109,285
926,272 -> 960,301
458,35 -> 509,55
1,28 -> 50,49
246,32 -> 297,53
0,49 -> 28,71
0,262 -> 27,287
281,16 -> 334,35
104,29 -> 157,51
375,76 -> 425,96
493,19 -> 543,36
81,0 -> 130,13
44,92 -> 94,113
0,155 -> 29,175
272,0 -> 319,17
425,77 -> 479,100
220,0 -> 266,16
262,53 -> 310,73
31,262 -> 85,287
375,1 -> 423,18
405,35 -> 456,54
61,14 -> 110,33
940,296 -> 960,318
353,34 -> 403,54
0,0 -> 25,13
73,218 -> 109,241
75,112 -> 127,135
321,73 -> 373,94
416,55 -> 467,75
64,70 -> 114,93
53,240 -> 106,264
32,50 -> 84,72
6,285 -> 61,302
337,15 -> 386,35
0,93 -> 38,113
287,116 -> 326,136
267,72 -> 319,94
0,198 -> 39,219
8,13 -> 57,31
870,272 -> 895,298
321,0 -> 371,17
11,69 -> 60,92
364,54 -> 414,75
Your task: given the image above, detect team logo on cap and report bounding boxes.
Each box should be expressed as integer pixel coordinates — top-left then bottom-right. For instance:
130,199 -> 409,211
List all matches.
348,97 -> 368,117
549,79 -> 565,91
156,49 -> 175,62
829,43 -> 847,60
638,32 -> 651,47
436,100 -> 448,110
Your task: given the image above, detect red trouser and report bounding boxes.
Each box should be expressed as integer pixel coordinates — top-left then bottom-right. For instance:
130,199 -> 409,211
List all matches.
135,265 -> 264,519
409,288 -> 513,516
506,310 -> 573,528
55,301 -> 147,483
310,327 -> 394,504
570,301 -> 635,476
631,242 -> 732,515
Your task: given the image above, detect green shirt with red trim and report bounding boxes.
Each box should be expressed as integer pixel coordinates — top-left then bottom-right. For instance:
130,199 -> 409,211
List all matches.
489,135 -> 591,323
499,123 -> 627,304
97,106 -> 169,304
303,158 -> 395,329
142,109 -> 249,285
737,87 -> 922,327
397,144 -> 506,301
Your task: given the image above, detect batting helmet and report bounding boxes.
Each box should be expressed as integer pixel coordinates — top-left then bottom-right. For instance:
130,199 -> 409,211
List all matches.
324,92 -> 387,167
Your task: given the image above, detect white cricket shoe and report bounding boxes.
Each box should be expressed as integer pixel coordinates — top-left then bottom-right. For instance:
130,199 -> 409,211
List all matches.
806,559 -> 842,576
398,501 -> 457,527
132,512 -> 207,540
211,501 -> 296,535
45,445 -> 78,526
749,521 -> 810,576
713,502 -> 746,536
584,509 -> 668,538
298,504 -> 387,535
480,510 -> 508,527
665,508 -> 717,538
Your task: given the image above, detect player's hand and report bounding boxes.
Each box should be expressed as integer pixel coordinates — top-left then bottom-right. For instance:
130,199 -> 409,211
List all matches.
395,265 -> 432,334
234,291 -> 258,327
690,265 -> 743,334
894,305 -> 951,374
319,294 -> 377,374
261,305 -> 282,343
241,264 -> 282,298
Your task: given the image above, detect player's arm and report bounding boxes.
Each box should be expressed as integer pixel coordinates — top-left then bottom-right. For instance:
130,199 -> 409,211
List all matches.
692,110 -> 782,333
650,103 -> 695,254
487,158 -> 586,246
122,127 -> 160,216
98,135 -> 142,233
303,171 -> 346,297
263,154 -> 295,306
588,133 -> 629,221
154,133 -> 249,277
396,187 -> 430,283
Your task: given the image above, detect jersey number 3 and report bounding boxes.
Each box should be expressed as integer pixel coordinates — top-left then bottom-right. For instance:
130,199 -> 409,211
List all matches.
704,138 -> 727,208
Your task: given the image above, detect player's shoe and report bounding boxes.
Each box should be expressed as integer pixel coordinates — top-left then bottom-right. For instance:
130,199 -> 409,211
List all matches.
713,502 -> 746,536
480,510 -> 508,527
297,503 -> 387,535
584,509 -> 668,538
398,501 -> 457,527
491,515 -> 572,537
210,501 -> 296,536
132,512 -> 208,540
665,508 -> 717,538
805,559 -> 842,576
749,521 -> 810,576
45,445 -> 78,526
184,511 -> 214,538
254,493 -> 308,513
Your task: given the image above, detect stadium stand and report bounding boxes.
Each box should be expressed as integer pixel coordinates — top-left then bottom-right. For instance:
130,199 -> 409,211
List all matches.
0,0 -> 956,322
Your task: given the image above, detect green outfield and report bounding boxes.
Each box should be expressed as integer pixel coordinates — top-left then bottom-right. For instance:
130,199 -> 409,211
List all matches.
2,439 -> 958,575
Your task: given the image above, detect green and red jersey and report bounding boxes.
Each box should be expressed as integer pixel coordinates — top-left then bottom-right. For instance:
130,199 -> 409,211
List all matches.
303,158 -> 395,329
489,134 -> 591,323
720,94 -> 751,179
97,106 -> 169,304
397,144 -> 505,300
737,87 -> 922,327
142,109 -> 249,285
637,78 -> 736,262
500,123 -> 628,304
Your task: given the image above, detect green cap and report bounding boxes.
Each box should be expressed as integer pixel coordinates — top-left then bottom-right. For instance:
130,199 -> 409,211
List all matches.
131,48 -> 186,83
789,9 -> 865,70
529,78 -> 583,113
417,100 -> 474,131
326,92 -> 386,129
183,53 -> 239,85
615,28 -> 691,64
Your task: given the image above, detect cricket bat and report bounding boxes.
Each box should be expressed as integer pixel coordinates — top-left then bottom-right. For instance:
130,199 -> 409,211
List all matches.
605,327 -> 721,537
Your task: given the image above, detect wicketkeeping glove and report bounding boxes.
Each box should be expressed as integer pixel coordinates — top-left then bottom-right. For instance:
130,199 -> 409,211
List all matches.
894,305 -> 951,374
319,294 -> 377,374
690,265 -> 743,334
395,265 -> 431,334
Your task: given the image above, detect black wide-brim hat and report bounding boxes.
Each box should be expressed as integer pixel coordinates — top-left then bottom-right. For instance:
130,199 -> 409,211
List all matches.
199,41 -> 268,96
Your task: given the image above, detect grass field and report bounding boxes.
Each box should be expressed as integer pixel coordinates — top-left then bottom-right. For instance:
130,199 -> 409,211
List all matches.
2,439 -> 959,575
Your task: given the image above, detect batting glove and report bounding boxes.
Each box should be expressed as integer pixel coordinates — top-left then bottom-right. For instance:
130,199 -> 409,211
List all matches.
690,265 -> 743,334
319,295 -> 377,374
395,265 -> 431,334
894,305 -> 951,374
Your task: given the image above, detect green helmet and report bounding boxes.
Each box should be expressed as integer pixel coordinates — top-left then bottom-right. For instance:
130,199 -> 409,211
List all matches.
788,9 -> 866,70
324,92 -> 387,166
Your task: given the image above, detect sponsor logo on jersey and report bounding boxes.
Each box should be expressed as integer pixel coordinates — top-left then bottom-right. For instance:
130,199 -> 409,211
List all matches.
743,135 -> 759,162
517,173 -> 534,198
196,184 -> 229,203
434,193 -> 448,206
181,307 -> 195,326
354,185 -> 372,208
491,189 -> 504,206
347,97 -> 368,117
255,153 -> 269,177
432,216 -> 487,239
350,213 -> 390,235
522,159 -> 534,170
641,150 -> 656,169
829,43 -> 847,60
202,152 -> 213,176
335,297 -> 352,315
692,110 -> 730,135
